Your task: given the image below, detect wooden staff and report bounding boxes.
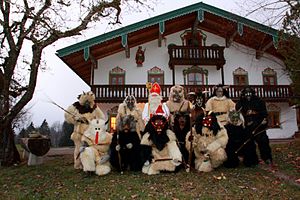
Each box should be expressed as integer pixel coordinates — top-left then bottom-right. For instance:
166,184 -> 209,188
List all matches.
187,113 -> 194,172
116,132 -> 123,174
235,122 -> 267,154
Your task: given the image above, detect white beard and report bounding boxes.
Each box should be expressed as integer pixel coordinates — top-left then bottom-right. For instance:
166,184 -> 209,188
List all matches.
149,94 -> 162,113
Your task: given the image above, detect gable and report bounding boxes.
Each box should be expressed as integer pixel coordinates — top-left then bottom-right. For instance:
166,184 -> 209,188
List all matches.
56,2 -> 280,85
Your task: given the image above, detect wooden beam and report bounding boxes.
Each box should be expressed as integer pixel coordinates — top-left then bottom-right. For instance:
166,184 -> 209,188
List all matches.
158,31 -> 162,47
256,40 -> 274,59
226,30 -> 238,48
125,45 -> 130,58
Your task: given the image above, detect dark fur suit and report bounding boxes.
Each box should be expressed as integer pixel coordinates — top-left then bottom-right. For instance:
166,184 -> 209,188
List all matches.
236,87 -> 272,164
224,111 -> 259,168
172,112 -> 190,164
110,115 -> 143,172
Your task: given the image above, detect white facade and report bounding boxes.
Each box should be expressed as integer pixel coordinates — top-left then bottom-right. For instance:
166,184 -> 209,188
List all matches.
94,30 -> 297,139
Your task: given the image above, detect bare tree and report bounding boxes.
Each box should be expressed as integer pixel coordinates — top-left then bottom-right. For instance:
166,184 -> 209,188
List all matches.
0,0 -> 156,166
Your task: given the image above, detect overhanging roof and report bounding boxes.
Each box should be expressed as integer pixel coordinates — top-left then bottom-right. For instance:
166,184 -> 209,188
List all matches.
57,2 -> 280,85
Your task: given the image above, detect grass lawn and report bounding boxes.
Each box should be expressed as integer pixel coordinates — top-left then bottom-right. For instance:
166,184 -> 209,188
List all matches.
0,139 -> 299,199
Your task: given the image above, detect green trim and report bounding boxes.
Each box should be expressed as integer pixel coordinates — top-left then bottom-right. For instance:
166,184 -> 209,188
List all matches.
273,35 -> 278,49
197,9 -> 204,22
57,2 -> 279,57
159,21 -> 165,34
121,34 -> 127,47
238,22 -> 243,36
83,47 -> 90,61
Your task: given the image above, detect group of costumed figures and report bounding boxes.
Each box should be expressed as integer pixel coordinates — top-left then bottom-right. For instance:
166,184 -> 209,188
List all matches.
64,83 -> 273,176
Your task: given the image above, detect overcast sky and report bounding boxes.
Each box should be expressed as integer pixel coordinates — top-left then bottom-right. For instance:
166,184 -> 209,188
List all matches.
27,0 -> 251,128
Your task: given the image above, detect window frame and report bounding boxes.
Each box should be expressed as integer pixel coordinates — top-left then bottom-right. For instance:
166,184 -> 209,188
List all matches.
147,66 -> 164,84
267,104 -> 281,129
109,66 -> 125,85
262,68 -> 277,86
233,67 -> 248,86
183,65 -> 208,85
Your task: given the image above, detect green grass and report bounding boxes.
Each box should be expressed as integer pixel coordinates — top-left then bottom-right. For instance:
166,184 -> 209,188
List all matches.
0,140 -> 299,199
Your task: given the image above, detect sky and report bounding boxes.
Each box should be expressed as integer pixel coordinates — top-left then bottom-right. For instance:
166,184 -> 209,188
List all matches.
27,0 -> 253,128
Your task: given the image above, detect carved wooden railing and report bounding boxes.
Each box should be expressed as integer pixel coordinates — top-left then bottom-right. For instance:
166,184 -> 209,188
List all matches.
168,45 -> 226,68
91,84 -> 292,103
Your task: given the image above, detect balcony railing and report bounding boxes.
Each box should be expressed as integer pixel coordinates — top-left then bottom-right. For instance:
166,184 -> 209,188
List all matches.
91,84 -> 293,103
168,45 -> 226,68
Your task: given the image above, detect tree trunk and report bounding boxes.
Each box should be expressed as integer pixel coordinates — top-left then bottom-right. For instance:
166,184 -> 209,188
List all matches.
0,121 -> 21,166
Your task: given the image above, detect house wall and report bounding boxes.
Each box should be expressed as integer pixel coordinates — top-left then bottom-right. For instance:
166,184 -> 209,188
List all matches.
94,30 -> 297,139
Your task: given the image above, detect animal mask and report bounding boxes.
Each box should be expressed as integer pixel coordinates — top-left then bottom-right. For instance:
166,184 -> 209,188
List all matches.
77,91 -> 95,108
124,95 -> 136,111
117,115 -> 136,132
228,110 -> 244,126
169,85 -> 185,103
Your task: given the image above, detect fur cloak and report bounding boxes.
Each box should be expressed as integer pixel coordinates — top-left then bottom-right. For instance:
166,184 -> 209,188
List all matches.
116,102 -> 144,139
140,115 -> 182,175
185,113 -> 228,172
64,91 -> 105,169
80,119 -> 112,176
205,96 -> 235,126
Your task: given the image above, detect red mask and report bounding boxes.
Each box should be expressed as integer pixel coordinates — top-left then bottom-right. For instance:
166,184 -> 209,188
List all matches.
151,119 -> 166,133
202,116 -> 213,128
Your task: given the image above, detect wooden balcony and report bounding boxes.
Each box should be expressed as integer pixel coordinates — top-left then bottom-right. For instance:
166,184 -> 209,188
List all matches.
168,45 -> 226,69
91,84 -> 293,103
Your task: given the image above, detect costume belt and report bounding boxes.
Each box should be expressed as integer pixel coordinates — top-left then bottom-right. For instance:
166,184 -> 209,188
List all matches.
214,112 -> 227,116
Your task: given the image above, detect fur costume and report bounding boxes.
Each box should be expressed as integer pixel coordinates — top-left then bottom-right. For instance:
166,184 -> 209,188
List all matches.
80,119 -> 112,176
64,91 -> 105,169
142,83 -> 170,125
186,112 -> 228,172
166,85 -> 191,127
223,110 -> 259,168
110,115 -> 143,172
205,85 -> 235,126
236,86 -> 272,164
116,95 -> 144,139
187,91 -> 206,126
172,112 -> 190,164
140,115 -> 182,175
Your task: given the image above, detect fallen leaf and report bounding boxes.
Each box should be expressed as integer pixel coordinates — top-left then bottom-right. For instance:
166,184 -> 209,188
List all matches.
131,194 -> 138,199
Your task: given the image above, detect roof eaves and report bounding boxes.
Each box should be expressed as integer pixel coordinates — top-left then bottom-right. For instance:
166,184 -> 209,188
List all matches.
56,2 -> 278,58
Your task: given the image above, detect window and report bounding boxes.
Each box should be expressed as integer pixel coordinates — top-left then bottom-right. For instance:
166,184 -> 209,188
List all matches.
262,68 -> 277,85
180,29 -> 207,46
267,104 -> 280,128
109,66 -> 125,85
108,106 -> 118,133
148,66 -> 164,84
233,67 -> 248,85
183,66 -> 208,85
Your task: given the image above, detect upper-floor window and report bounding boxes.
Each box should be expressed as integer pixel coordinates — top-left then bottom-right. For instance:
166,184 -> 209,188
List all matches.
180,29 -> 207,47
109,66 -> 125,85
183,65 -> 208,85
267,104 -> 280,128
262,68 -> 277,85
148,66 -> 164,84
233,67 -> 248,86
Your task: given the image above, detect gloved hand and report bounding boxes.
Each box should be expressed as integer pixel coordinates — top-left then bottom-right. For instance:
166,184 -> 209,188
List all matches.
79,146 -> 85,153
172,158 -> 181,166
126,143 -> 133,149
115,144 -> 121,151
261,118 -> 268,125
144,160 -> 150,166
75,116 -> 89,124
99,155 -> 110,164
